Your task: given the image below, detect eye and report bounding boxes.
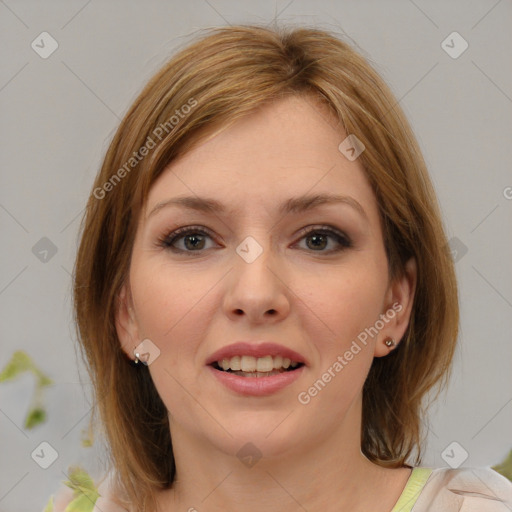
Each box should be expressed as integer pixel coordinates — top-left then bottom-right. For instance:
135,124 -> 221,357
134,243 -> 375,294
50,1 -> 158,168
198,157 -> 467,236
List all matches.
159,224 -> 352,255
158,226 -> 217,253
294,225 -> 352,253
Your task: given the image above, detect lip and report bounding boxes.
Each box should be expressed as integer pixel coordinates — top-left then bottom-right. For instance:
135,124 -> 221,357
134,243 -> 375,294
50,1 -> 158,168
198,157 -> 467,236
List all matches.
205,341 -> 307,397
207,364 -> 305,397
205,341 -> 308,367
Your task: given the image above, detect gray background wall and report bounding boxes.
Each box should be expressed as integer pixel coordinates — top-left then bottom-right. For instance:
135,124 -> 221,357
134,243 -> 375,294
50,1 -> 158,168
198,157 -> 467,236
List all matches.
1,1 -> 511,510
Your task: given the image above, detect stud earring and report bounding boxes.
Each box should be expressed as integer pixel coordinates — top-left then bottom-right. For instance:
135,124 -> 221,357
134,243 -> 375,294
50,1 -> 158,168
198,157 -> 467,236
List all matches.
133,348 -> 147,364
127,353 -> 141,367
384,337 -> 396,348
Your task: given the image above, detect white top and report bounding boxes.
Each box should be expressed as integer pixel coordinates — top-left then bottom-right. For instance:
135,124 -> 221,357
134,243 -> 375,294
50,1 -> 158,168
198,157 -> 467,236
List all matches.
392,467 -> 512,511
46,466 -> 512,511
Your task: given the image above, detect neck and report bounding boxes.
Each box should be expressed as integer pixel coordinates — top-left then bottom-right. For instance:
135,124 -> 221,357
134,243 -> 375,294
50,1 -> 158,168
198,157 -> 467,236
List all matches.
155,396 -> 409,512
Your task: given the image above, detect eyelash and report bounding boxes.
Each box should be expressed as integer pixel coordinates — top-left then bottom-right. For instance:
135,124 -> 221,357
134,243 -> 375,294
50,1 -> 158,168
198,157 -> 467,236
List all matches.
157,225 -> 352,255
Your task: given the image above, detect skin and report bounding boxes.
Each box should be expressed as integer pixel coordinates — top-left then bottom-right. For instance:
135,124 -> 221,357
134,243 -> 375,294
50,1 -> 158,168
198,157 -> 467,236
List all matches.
115,94 -> 417,512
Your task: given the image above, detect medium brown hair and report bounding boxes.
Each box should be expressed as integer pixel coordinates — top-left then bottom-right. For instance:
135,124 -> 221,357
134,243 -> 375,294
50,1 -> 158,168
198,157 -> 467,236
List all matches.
73,24 -> 459,510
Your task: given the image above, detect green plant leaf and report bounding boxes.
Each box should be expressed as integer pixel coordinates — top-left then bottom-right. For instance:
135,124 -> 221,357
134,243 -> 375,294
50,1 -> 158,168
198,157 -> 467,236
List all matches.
492,448 -> 512,482
43,495 -> 54,512
62,466 -> 100,512
81,426 -> 94,448
1,350 -> 53,430
25,407 -> 46,429
0,350 -> 53,386
37,373 -> 53,388
65,494 -> 97,512
0,351 -> 32,381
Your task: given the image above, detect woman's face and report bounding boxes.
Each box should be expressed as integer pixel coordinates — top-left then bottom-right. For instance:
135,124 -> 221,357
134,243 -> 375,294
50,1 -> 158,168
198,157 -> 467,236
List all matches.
116,95 -> 415,459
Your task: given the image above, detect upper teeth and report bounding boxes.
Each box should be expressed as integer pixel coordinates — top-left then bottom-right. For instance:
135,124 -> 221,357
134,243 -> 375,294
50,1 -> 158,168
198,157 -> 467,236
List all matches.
218,355 -> 299,372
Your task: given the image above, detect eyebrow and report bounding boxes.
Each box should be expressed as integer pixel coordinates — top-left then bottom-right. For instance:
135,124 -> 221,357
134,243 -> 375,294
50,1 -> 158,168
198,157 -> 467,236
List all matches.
147,193 -> 368,220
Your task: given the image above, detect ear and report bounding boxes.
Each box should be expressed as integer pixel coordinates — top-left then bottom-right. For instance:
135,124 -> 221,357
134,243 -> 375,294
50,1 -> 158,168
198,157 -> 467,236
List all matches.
374,257 -> 417,357
115,282 -> 140,360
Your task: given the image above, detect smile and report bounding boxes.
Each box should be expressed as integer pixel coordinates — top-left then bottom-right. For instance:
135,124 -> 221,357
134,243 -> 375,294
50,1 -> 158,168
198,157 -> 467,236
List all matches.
212,355 -> 303,377
206,341 -> 307,395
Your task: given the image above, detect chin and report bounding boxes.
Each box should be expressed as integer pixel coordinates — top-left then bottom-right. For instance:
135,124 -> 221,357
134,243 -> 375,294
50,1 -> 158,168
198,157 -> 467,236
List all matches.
203,413 -> 310,461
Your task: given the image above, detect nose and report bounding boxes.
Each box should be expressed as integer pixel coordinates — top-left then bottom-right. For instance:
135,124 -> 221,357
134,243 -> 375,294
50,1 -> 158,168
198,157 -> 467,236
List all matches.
222,237 -> 291,324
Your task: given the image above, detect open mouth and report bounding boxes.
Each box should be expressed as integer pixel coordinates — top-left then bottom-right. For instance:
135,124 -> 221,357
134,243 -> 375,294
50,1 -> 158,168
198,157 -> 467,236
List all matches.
210,355 -> 305,378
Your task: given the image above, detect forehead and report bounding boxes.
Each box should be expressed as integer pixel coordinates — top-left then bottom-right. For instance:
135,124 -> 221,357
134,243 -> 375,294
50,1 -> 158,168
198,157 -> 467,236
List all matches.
144,95 -> 378,221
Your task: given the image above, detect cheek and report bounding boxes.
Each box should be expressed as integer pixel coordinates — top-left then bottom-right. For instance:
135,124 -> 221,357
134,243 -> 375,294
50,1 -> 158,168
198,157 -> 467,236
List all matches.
129,261 -> 205,358
293,264 -> 386,418
130,262 -> 213,419
298,257 -> 388,352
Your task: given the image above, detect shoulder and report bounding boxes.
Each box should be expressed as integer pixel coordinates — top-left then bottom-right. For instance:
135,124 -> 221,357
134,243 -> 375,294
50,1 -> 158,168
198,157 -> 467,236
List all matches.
43,470 -> 130,512
412,466 -> 512,511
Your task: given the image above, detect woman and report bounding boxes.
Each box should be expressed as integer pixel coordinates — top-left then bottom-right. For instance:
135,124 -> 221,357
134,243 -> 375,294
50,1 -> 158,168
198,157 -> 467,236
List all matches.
47,24 -> 511,511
